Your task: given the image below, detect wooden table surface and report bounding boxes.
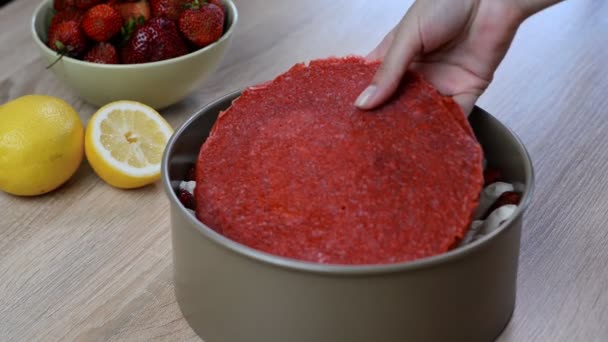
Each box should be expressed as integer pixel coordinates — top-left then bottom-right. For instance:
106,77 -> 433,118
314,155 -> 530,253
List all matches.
1,0 -> 607,341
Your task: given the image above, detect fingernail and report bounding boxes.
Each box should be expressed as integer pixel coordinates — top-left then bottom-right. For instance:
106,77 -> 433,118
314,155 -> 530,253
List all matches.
355,85 -> 377,108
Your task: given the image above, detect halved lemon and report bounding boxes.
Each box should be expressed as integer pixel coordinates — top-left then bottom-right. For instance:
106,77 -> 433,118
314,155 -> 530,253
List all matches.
85,101 -> 173,189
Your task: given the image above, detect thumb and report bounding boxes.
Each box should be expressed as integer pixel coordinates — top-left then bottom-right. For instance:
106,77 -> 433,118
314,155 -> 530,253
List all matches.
355,13 -> 423,110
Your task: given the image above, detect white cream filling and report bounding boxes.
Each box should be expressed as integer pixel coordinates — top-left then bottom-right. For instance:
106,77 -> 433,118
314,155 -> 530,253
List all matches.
179,181 -> 196,195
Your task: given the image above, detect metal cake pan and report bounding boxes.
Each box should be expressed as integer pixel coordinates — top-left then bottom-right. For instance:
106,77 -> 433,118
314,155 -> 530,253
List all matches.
161,91 -> 534,342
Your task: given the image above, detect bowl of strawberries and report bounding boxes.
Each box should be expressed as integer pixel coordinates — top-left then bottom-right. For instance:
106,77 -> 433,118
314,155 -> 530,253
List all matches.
31,0 -> 238,109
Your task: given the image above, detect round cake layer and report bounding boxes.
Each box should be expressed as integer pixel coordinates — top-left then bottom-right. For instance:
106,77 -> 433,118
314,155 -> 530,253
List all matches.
195,56 -> 483,265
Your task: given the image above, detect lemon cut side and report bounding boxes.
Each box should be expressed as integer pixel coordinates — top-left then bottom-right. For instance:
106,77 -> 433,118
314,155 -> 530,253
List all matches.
85,101 -> 173,189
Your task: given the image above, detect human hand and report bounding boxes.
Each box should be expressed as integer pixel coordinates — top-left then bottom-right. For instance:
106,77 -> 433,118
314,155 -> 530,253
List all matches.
355,0 -> 527,114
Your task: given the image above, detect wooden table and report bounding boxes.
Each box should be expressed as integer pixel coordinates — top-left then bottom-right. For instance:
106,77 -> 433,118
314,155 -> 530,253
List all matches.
1,0 -> 607,340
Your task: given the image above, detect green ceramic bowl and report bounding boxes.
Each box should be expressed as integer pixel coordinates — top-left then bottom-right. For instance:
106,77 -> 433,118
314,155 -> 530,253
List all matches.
31,0 -> 238,110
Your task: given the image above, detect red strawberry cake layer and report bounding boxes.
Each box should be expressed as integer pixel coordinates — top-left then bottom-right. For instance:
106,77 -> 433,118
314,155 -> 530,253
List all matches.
195,56 -> 484,265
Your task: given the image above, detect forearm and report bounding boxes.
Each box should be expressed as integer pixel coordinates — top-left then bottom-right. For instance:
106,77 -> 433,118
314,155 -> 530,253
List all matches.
517,0 -> 565,18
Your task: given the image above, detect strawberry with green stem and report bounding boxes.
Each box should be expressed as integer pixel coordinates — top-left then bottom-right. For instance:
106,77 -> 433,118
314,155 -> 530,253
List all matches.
121,17 -> 188,64
46,20 -> 89,68
179,0 -> 224,48
119,14 -> 147,44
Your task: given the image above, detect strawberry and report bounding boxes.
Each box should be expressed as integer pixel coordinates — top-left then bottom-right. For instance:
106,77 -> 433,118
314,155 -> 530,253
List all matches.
50,7 -> 84,32
82,4 -> 123,42
47,20 -> 88,57
121,17 -> 188,63
53,0 -> 75,11
74,0 -> 103,10
179,1 -> 224,47
483,191 -> 522,219
114,0 -> 151,22
119,15 -> 147,44
120,20 -> 155,63
84,42 -> 119,64
177,189 -> 195,210
149,0 -> 188,21
46,20 -> 88,68
483,168 -> 502,186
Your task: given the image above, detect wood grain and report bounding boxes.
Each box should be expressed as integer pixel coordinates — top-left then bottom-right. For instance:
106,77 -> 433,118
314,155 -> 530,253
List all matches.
1,0 -> 607,341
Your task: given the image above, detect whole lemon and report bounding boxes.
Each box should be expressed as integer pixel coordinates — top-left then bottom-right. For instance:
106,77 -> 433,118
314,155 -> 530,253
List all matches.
0,95 -> 84,196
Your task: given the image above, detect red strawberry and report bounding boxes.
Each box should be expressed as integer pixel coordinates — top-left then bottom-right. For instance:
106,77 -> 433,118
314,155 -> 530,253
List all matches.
483,168 -> 502,186
82,4 -> 123,42
120,20 -> 155,63
179,1 -> 224,47
50,8 -> 84,32
47,20 -> 88,57
121,17 -> 188,64
114,0 -> 151,22
53,0 -> 75,11
84,42 -> 119,64
46,20 -> 88,69
74,0 -> 103,10
178,189 -> 195,210
150,0 -> 188,21
119,15 -> 147,44
483,191 -> 522,219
